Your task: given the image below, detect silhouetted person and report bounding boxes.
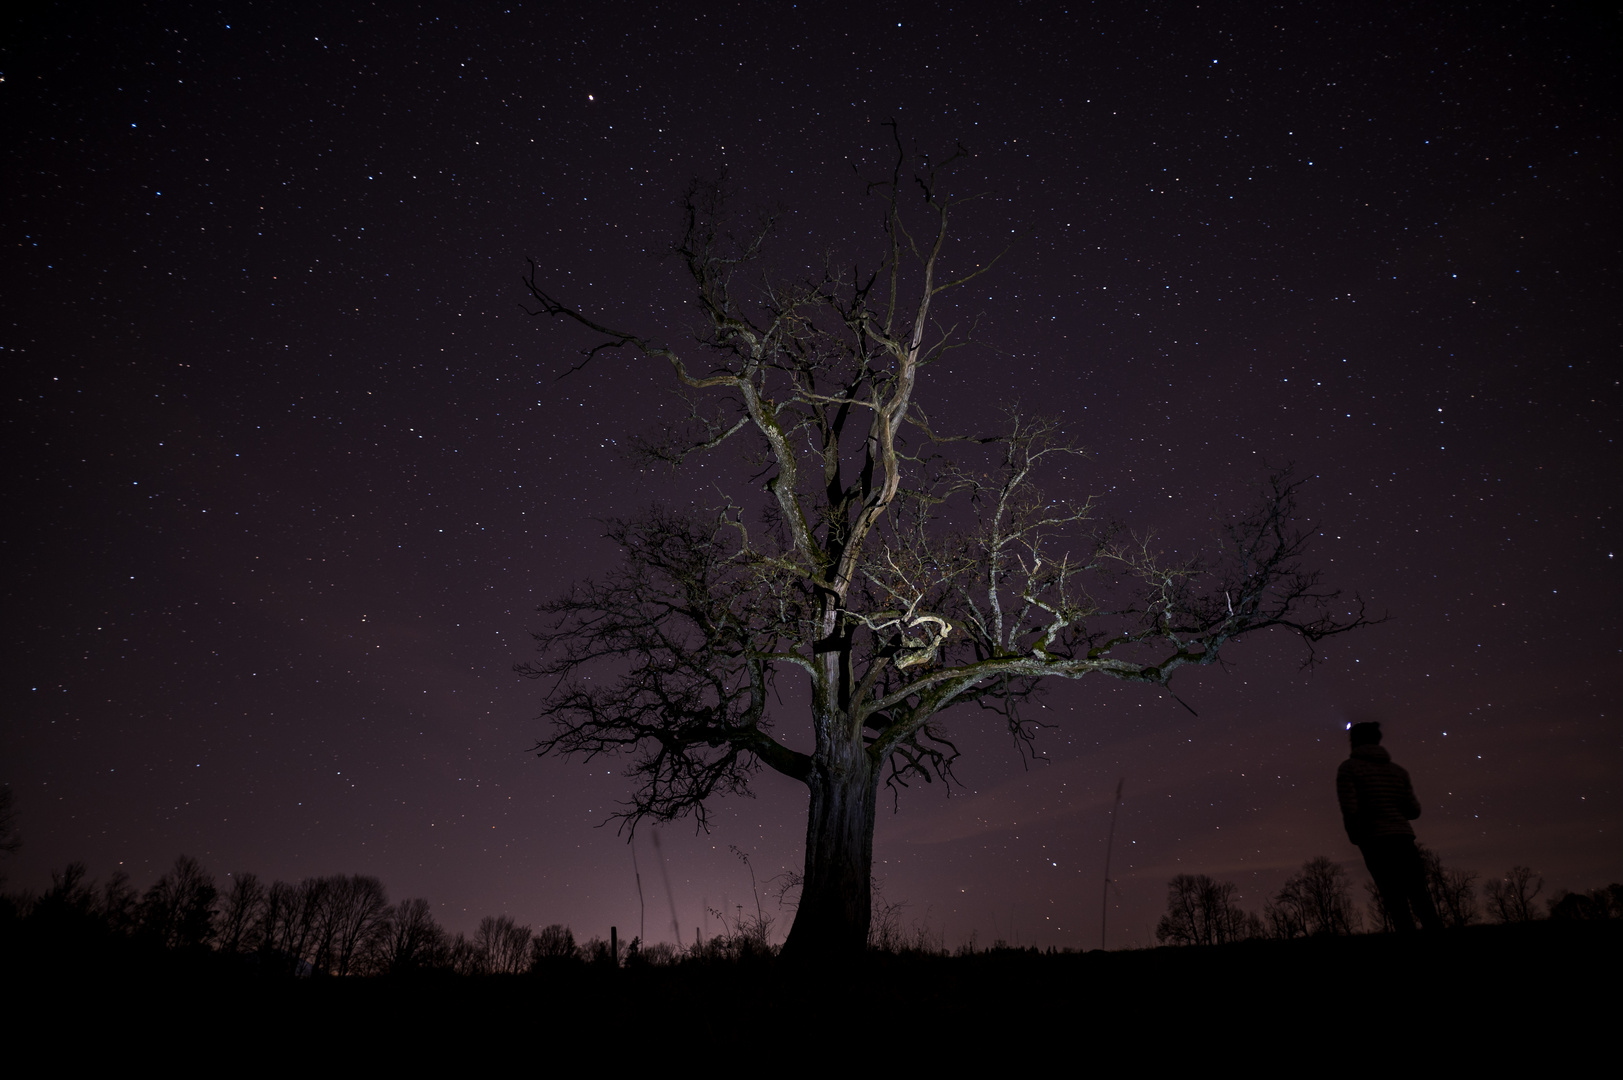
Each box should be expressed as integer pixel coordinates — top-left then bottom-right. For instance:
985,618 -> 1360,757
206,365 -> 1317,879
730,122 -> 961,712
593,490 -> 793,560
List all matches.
1337,722 -> 1443,932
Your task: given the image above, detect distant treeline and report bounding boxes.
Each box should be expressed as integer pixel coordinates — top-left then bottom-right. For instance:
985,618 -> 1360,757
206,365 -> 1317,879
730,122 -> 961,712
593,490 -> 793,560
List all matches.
0,853 -> 803,975
1155,848 -> 1623,946
8,847 -> 1619,973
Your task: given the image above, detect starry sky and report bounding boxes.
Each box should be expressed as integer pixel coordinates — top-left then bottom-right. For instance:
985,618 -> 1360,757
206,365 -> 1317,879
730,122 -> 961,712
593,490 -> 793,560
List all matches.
4,1 -> 1618,948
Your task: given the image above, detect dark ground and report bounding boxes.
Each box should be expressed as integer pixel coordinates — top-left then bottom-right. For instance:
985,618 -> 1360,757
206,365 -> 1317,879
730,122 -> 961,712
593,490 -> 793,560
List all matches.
10,922 -> 1618,1063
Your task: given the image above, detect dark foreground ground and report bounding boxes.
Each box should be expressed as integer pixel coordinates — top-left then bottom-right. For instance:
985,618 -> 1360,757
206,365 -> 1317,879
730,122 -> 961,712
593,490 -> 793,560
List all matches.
11,922 -> 1618,1064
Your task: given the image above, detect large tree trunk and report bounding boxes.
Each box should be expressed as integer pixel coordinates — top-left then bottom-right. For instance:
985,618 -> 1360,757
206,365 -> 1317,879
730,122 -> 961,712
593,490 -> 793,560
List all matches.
782,739 -> 879,959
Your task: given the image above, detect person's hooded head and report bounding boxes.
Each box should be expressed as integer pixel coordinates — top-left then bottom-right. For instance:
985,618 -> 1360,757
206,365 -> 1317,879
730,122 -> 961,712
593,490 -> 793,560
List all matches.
1348,721 -> 1383,748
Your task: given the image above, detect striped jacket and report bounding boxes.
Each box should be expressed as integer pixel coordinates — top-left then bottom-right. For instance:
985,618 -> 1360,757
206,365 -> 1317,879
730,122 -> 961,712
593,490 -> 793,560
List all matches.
1336,744 -> 1421,843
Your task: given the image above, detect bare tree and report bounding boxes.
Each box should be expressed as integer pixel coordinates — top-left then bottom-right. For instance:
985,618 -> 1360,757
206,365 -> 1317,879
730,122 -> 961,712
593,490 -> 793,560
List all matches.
217,872 -> 267,954
530,923 -> 579,965
1156,874 -> 1263,946
519,130 -> 1373,955
377,897 -> 448,974
1420,846 -> 1479,929
260,878 -> 325,975
474,914 -> 533,975
33,862 -> 97,932
1266,857 -> 1360,938
138,855 -> 218,949
1485,866 -> 1544,923
256,879 -> 298,970
29,863 -> 140,942
305,878 -> 344,975
98,870 -> 139,936
445,931 -> 480,976
1159,874 -> 1214,946
314,875 -> 391,976
577,935 -> 618,966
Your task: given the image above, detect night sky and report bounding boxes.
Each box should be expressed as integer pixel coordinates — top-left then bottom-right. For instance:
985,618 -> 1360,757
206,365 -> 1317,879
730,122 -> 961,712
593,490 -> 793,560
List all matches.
5,2 -> 1618,950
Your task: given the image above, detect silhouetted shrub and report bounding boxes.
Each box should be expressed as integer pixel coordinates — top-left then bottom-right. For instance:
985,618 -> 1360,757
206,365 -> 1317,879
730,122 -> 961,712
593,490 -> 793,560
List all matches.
1547,884 -> 1623,922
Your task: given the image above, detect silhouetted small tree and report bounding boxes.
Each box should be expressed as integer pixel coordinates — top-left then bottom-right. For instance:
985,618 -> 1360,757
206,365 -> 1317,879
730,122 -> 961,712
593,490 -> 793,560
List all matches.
31,862 -> 99,938
1547,884 -> 1623,922
138,855 -> 218,949
98,871 -> 139,936
377,898 -> 448,974
313,875 -> 390,976
446,931 -> 480,975
579,935 -> 618,967
21,862 -> 144,948
260,878 -> 324,975
1420,846 -> 1479,929
474,914 -> 533,974
1485,866 -> 1544,923
1156,874 -> 1264,946
217,873 -> 267,955
1266,857 -> 1359,937
529,923 -> 580,965
1363,879 -> 1394,933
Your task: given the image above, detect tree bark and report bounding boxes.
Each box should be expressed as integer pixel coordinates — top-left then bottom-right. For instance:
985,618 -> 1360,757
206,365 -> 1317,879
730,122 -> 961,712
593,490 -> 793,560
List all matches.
783,736 -> 879,959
